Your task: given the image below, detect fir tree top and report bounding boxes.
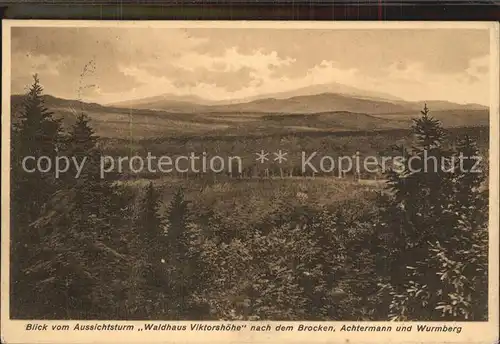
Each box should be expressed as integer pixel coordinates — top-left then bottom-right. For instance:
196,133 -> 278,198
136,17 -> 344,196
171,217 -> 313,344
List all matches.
14,74 -> 62,157
411,103 -> 446,150
68,113 -> 98,154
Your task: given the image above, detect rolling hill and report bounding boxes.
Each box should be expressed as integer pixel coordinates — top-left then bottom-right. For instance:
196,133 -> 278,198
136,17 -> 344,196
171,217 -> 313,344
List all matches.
109,81 -> 407,109
110,90 -> 488,115
207,93 -> 412,114
10,93 -> 489,139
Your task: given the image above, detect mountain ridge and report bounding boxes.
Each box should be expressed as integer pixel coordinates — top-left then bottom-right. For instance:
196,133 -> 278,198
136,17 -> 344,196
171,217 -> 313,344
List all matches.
108,91 -> 487,114
11,92 -> 489,116
10,93 -> 489,140
107,79 -> 488,114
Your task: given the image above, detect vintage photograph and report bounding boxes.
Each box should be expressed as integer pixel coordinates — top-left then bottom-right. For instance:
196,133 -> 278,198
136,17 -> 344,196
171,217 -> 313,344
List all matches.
2,22 -> 497,328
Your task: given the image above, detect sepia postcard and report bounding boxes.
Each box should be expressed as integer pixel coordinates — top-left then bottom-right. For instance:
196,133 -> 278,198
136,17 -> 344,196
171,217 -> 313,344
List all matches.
1,20 -> 499,344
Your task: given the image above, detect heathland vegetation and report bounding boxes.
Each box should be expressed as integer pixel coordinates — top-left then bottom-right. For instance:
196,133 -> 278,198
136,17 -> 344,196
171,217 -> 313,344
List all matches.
10,76 -> 488,320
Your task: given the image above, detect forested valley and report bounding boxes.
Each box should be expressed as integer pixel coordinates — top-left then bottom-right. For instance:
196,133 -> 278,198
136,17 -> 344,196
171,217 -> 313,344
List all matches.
10,76 -> 489,321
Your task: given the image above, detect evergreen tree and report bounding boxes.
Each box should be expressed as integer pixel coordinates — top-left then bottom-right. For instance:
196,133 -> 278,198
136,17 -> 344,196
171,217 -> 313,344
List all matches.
64,113 -> 111,217
428,134 -> 488,320
11,74 -> 62,222
165,188 -> 189,311
166,188 -> 190,246
134,182 -> 166,284
136,182 -> 164,247
124,182 -> 168,318
164,188 -> 205,318
26,112 -> 128,318
10,75 -> 62,317
452,135 -> 487,220
375,105 -> 488,320
376,105 -> 454,285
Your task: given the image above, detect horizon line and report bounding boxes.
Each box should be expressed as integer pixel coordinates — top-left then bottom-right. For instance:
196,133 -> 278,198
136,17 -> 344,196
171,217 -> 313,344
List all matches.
10,91 -> 490,109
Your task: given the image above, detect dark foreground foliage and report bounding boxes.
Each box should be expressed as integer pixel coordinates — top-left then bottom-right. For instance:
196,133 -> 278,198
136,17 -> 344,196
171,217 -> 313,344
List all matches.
10,77 -> 488,320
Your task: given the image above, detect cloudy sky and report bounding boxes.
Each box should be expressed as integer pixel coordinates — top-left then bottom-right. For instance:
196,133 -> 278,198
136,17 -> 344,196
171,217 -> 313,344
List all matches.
11,27 -> 491,105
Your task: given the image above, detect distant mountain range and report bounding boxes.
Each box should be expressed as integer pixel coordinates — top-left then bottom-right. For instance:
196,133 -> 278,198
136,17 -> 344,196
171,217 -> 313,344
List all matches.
109,81 -> 406,108
109,86 -> 487,115
10,87 -> 489,139
12,90 -> 488,117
